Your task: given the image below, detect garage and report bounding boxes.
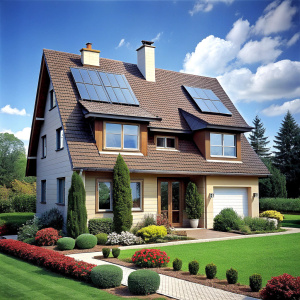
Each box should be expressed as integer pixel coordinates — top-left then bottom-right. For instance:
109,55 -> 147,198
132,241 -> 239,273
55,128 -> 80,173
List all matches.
213,187 -> 248,218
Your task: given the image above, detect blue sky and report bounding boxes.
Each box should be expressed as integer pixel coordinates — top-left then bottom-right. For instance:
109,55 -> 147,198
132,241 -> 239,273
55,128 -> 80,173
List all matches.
0,0 -> 299,154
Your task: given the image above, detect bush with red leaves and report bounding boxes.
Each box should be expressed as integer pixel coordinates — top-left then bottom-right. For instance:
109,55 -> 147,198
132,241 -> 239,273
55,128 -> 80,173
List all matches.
0,239 -> 96,281
132,249 -> 170,268
260,273 -> 300,300
35,228 -> 61,246
0,224 -> 8,236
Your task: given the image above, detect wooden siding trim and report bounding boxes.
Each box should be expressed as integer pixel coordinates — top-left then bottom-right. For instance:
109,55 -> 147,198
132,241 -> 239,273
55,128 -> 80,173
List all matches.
94,120 -> 103,151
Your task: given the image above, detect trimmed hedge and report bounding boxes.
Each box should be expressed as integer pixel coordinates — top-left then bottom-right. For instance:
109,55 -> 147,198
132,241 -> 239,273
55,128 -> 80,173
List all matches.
112,248 -> 120,258
173,258 -> 182,271
249,274 -> 262,292
88,218 -> 114,235
57,237 -> 75,251
226,268 -> 238,284
188,260 -> 199,275
205,263 -> 217,279
76,234 -> 97,249
259,198 -> 300,213
128,270 -> 160,295
12,195 -> 36,213
95,233 -> 108,245
102,248 -> 110,258
91,265 -> 123,289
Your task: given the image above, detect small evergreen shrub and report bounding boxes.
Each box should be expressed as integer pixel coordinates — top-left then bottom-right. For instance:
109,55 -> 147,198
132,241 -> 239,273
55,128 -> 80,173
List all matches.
185,182 -> 204,219
173,258 -> 182,271
102,248 -> 111,258
88,218 -> 114,235
17,216 -> 40,241
213,208 -> 242,232
226,268 -> 238,284
128,270 -> 160,295
57,237 -> 75,250
91,265 -> 123,289
23,237 -> 35,245
205,263 -> 217,279
243,217 -> 276,232
249,274 -> 262,292
39,208 -> 64,230
112,248 -> 120,258
137,225 -> 167,242
238,224 -> 252,234
260,210 -> 284,222
12,195 -> 36,213
95,233 -> 108,245
75,234 -> 97,249
132,249 -> 170,268
188,260 -> 199,275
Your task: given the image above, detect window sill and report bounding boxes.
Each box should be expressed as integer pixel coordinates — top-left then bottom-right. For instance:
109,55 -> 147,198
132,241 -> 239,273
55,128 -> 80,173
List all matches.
56,203 -> 65,206
56,147 -> 64,152
207,159 -> 242,164
210,155 -> 237,158
96,209 -> 113,213
156,148 -> 179,152
99,151 -> 144,156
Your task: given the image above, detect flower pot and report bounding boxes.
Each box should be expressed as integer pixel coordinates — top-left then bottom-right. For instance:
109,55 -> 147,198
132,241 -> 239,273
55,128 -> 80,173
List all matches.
189,219 -> 199,228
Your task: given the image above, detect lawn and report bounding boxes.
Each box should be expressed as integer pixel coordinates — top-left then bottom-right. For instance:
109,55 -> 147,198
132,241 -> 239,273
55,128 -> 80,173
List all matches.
0,212 -> 35,234
119,233 -> 300,286
282,214 -> 300,228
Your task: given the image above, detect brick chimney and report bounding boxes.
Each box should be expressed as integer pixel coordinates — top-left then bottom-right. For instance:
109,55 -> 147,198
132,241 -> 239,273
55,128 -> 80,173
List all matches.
80,43 -> 100,67
136,40 -> 155,82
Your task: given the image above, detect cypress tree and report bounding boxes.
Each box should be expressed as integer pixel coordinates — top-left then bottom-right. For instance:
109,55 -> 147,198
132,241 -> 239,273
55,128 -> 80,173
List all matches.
67,172 -> 88,238
113,154 -> 133,233
249,115 -> 271,158
185,182 -> 204,219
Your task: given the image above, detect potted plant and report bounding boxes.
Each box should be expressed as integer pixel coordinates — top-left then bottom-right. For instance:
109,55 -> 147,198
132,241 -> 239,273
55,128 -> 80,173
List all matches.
185,182 -> 204,228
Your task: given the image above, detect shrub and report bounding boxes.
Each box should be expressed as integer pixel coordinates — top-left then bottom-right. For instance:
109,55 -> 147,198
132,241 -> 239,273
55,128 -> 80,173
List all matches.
173,258 -> 182,271
243,217 -> 276,232
137,225 -> 167,242
142,214 -> 157,227
132,249 -> 170,268
39,208 -> 64,230
23,237 -> 35,245
156,213 -> 173,234
128,270 -> 160,295
112,248 -> 120,258
0,220 -> 8,235
249,274 -> 262,292
35,228 -> 60,246
188,260 -> 199,275
238,224 -> 252,234
75,234 -> 97,249
0,199 -> 12,213
95,233 -> 108,245
106,231 -> 143,246
91,265 -> 122,289
185,182 -> 204,219
17,216 -> 40,241
259,198 -> 300,213
213,208 -> 242,232
88,218 -> 113,235
205,263 -> 217,279
57,237 -> 75,250
67,172 -> 88,238
260,210 -> 284,222
12,195 -> 36,213
102,248 -> 110,258
226,268 -> 238,284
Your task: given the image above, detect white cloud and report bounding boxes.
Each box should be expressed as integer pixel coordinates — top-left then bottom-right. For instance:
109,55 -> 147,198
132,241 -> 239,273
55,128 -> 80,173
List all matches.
189,0 -> 233,15
0,105 -> 28,116
152,32 -> 163,43
287,33 -> 300,47
0,127 -> 31,141
116,39 -> 125,49
226,18 -> 250,46
253,0 -> 297,35
238,37 -> 282,64
262,99 -> 300,116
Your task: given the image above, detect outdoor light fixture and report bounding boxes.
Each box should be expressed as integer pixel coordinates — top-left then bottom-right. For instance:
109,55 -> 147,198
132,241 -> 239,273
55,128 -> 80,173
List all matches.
253,193 -> 258,198
209,193 -> 214,198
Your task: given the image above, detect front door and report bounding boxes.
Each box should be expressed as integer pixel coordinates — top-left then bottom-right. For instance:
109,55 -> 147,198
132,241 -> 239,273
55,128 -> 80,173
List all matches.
158,179 -> 184,227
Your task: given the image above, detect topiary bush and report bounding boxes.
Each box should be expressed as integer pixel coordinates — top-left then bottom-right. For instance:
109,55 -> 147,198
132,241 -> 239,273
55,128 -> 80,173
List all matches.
91,265 -> 123,289
35,228 -> 60,246
102,248 -> 110,258
137,225 -> 167,242
96,233 -> 108,245
205,263 -> 217,279
128,270 -> 160,295
226,268 -> 238,284
249,273 -> 262,292
132,249 -> 170,268
88,218 -> 114,235
188,260 -> 199,275
112,248 -> 120,258
173,258 -> 182,271
57,237 -> 75,250
75,234 -> 97,249
213,208 -> 242,232
39,208 -> 64,230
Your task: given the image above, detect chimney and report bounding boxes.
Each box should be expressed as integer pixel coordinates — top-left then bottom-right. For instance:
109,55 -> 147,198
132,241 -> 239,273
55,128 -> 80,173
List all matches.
136,40 -> 155,82
80,43 -> 100,67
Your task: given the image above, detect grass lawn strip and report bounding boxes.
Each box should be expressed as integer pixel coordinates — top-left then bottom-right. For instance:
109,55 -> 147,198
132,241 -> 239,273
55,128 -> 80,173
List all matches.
119,233 -> 300,287
282,214 -> 300,228
0,212 -> 35,224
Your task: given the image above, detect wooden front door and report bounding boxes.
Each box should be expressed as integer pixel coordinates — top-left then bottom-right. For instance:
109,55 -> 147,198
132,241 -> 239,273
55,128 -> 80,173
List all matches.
158,179 -> 184,227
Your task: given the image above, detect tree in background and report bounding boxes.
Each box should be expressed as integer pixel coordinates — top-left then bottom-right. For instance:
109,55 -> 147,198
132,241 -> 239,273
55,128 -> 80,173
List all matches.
67,172 -> 88,238
249,115 -> 271,158
273,111 -> 300,198
113,154 -> 132,233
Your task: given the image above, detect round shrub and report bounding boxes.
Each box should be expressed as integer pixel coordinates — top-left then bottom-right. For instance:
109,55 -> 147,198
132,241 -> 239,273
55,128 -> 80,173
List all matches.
249,273 -> 262,292
132,249 -> 170,268
35,228 -> 60,246
96,233 -> 108,245
57,237 -> 75,250
137,225 -> 167,242
173,258 -> 182,271
226,268 -> 238,284
75,234 -> 97,249
205,263 -> 217,279
102,248 -> 110,258
112,248 -> 120,258
128,270 -> 160,295
91,265 -> 123,289
188,260 -> 199,275
213,208 -> 241,232
23,237 -> 35,245
260,210 -> 284,222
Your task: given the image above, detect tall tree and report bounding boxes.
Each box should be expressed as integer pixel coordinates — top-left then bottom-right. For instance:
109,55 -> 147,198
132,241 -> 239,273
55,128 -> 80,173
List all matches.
249,115 -> 271,158
273,111 -> 300,198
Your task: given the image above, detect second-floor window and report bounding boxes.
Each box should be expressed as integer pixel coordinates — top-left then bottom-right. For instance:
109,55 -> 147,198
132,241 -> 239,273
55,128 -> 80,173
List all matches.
210,133 -> 236,157
49,89 -> 56,110
157,136 -> 175,149
56,127 -> 64,150
41,135 -> 47,158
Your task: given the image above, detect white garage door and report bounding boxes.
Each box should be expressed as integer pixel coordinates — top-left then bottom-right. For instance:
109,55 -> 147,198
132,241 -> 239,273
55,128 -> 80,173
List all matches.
213,187 -> 248,218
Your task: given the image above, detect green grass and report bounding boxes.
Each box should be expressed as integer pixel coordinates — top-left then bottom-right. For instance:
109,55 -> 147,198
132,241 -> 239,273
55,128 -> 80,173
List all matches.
0,212 -> 35,234
119,233 -> 300,286
282,214 -> 300,228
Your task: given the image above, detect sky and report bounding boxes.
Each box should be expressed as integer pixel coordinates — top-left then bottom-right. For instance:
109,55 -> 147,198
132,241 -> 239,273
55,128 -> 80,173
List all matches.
0,0 -> 299,154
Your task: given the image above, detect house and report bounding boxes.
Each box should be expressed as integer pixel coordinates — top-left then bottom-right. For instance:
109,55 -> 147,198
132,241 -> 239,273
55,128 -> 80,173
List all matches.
26,41 -> 269,229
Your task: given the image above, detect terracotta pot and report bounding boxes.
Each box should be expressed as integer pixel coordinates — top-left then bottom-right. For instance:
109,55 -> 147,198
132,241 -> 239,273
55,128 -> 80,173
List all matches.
189,219 -> 199,228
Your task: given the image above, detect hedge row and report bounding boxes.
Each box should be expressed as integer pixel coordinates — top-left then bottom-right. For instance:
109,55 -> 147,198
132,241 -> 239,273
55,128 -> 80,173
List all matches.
259,198 -> 300,213
0,195 -> 36,213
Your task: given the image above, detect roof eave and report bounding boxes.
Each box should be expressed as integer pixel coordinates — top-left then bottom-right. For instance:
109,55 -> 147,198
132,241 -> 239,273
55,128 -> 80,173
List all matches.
84,112 -> 161,122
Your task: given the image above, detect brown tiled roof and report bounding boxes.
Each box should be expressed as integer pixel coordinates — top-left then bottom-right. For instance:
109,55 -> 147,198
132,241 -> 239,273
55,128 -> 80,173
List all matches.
40,49 -> 269,176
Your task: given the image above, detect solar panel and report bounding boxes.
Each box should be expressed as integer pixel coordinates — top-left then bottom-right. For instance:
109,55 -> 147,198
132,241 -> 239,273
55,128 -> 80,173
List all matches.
70,67 -> 140,106
183,86 -> 231,115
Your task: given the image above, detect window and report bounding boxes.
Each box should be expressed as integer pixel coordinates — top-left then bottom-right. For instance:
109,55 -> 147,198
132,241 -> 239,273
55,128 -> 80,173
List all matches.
157,137 -> 176,149
41,135 -> 46,158
105,123 -> 139,150
49,89 -> 56,110
56,127 -> 64,150
57,178 -> 65,204
97,180 -> 112,211
41,180 -> 46,203
210,133 -> 236,157
131,181 -> 143,211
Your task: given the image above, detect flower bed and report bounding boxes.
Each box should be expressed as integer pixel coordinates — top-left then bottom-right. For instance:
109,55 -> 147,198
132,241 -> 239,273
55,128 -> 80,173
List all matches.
132,249 -> 170,268
0,239 -> 96,281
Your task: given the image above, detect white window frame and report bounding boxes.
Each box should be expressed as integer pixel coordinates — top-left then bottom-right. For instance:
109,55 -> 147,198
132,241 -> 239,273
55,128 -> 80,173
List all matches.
49,89 -> 56,110
57,178 -> 65,205
131,180 -> 143,211
56,127 -> 64,150
41,135 -> 47,158
210,133 -> 236,158
156,136 -> 176,149
41,180 -> 46,203
97,179 -> 113,212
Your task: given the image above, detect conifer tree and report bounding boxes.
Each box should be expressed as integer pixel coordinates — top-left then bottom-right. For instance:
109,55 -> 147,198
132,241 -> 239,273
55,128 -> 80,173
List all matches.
249,115 -> 271,158
185,182 -> 204,219
67,172 -> 88,238
113,154 -> 133,233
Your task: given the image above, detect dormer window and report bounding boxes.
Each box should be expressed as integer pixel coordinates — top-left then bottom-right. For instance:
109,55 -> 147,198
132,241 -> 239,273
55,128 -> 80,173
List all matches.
210,133 -> 236,157
157,136 -> 176,149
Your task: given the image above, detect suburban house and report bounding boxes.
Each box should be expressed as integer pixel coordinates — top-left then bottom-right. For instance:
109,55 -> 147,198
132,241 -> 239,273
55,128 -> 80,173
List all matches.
26,41 -> 269,229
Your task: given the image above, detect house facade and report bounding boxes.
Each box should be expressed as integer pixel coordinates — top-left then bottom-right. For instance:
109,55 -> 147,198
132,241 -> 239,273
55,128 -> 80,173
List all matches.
26,41 -> 269,228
